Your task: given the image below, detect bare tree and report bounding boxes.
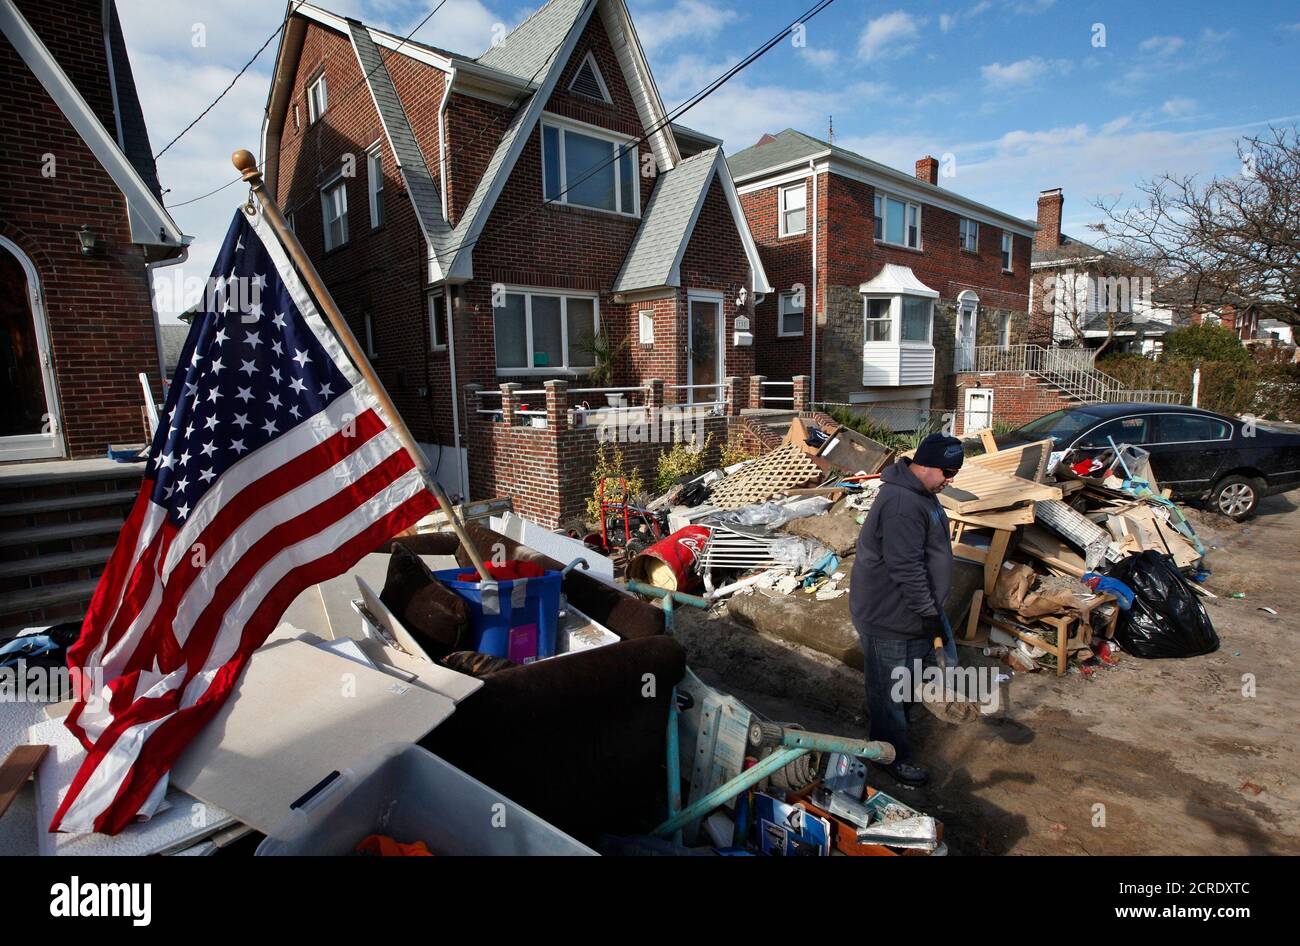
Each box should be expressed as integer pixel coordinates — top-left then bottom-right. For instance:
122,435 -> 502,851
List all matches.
1091,125 -> 1300,326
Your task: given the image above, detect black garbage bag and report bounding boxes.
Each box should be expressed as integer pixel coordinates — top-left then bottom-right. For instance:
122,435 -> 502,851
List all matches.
1105,551 -> 1219,658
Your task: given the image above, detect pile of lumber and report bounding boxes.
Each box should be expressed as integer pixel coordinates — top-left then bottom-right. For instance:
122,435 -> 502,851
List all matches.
946,432 -> 1207,675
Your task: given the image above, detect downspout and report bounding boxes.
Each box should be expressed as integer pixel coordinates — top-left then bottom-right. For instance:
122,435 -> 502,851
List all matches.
438,69 -> 467,499
809,159 -> 818,405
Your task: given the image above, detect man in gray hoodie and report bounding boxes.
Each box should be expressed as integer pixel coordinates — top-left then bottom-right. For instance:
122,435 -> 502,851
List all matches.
850,432 -> 965,785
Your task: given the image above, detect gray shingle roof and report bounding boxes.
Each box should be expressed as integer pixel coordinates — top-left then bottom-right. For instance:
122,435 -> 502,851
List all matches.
613,148 -> 720,293
1032,231 -> 1107,264
348,21 -> 451,256
725,129 -> 826,179
477,0 -> 586,81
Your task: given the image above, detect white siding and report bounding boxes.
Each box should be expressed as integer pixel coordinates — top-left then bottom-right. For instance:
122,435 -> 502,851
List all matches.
862,345 -> 935,386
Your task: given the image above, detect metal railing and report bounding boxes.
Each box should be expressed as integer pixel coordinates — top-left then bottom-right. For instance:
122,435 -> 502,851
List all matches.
759,380 -> 794,405
972,344 -> 1182,405
665,382 -> 725,412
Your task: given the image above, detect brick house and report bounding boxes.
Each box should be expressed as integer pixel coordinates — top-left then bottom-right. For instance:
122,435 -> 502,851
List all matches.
0,0 -> 187,462
1030,187 -> 1175,356
727,129 -> 1035,429
260,0 -> 770,514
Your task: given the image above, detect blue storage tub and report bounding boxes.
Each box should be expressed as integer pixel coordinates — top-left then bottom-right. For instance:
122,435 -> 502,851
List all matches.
433,567 -> 562,663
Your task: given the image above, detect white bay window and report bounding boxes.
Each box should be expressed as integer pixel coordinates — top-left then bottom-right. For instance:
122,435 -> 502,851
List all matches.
494,289 -> 599,373
859,264 -> 938,386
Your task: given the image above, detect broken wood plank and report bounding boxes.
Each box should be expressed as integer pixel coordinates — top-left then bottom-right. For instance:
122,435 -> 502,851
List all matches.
947,504 -> 1036,530
0,744 -> 48,819
940,465 -> 1062,514
1018,525 -> 1088,578
968,438 -> 1054,483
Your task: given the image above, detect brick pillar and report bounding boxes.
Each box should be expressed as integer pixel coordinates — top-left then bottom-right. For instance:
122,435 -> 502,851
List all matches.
724,376 -> 740,416
499,382 -> 519,425
749,374 -> 766,409
792,375 -> 811,413
463,383 -> 482,430
544,379 -> 568,432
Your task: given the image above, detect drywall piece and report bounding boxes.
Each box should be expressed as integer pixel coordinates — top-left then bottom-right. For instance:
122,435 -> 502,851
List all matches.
29,715 -> 236,856
489,512 -> 616,583
170,638 -> 456,834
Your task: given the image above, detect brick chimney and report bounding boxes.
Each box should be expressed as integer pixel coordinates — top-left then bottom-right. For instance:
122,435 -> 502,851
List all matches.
915,155 -> 939,185
1036,188 -> 1063,252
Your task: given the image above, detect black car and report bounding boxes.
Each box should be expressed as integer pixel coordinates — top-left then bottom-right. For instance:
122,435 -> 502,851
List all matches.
997,403 -> 1300,520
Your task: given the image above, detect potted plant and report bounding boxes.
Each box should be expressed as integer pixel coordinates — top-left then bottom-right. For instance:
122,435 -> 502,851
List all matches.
578,330 -> 629,405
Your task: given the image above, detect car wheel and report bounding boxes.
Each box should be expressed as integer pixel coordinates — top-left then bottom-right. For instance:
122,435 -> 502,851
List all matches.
1211,475 -> 1260,521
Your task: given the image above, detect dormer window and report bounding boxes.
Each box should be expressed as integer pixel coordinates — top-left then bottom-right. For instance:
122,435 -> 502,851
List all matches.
568,51 -> 612,104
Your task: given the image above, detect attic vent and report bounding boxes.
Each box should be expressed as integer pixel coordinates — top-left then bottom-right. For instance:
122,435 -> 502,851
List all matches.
569,51 -> 611,103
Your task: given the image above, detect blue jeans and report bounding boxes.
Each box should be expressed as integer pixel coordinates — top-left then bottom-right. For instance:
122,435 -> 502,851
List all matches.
860,630 -> 958,764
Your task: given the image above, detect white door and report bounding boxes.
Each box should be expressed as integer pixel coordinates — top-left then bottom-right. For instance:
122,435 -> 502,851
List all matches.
1,237 -> 63,460
686,294 -> 723,405
964,388 -> 993,433
955,300 -> 977,372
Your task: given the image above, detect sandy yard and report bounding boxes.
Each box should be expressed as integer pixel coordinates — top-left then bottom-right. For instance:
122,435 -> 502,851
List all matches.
672,493 -> 1300,855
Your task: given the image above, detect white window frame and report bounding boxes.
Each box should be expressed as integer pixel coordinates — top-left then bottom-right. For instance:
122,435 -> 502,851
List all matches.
638,308 -> 655,344
959,217 -> 978,252
286,210 -> 296,234
364,313 -> 378,359
492,287 -> 602,375
307,73 -> 328,124
863,294 -> 934,346
779,182 -> 807,237
428,290 -> 448,351
1001,231 -> 1014,272
367,144 -> 384,230
998,310 -> 1012,349
874,191 -> 922,249
539,115 -> 639,217
778,290 -> 805,337
568,50 -> 612,104
320,174 -> 348,251
293,103 -> 301,132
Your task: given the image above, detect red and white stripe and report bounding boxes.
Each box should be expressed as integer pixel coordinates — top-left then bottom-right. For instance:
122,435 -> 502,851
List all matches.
52,208 -> 435,835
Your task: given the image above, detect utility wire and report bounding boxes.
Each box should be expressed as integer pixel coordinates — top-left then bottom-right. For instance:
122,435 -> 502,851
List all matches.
155,1 -> 309,161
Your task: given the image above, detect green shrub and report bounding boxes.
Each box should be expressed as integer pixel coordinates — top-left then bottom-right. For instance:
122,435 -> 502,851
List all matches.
654,433 -> 713,493
586,442 -> 646,521
719,431 -> 758,468
1164,324 -> 1250,363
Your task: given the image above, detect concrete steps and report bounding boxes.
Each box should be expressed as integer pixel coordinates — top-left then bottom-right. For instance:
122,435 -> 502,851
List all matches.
0,459 -> 142,635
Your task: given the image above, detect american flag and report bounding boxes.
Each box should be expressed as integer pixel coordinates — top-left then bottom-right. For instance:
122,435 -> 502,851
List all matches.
51,207 -> 437,835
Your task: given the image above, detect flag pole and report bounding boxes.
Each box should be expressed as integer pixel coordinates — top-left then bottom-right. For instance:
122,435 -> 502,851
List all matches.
231,149 -> 491,581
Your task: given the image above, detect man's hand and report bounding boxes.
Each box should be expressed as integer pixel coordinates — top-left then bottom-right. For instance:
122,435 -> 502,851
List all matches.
920,613 -> 946,638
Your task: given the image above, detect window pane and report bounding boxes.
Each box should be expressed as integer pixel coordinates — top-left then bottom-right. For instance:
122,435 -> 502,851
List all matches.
619,147 -> 635,213
429,294 -> 446,348
1078,416 -> 1151,448
542,125 -> 561,200
907,204 -> 919,247
531,295 -> 562,367
784,209 -> 805,233
564,130 -> 616,210
902,298 -> 930,341
1158,414 -> 1228,442
494,294 -> 527,368
782,312 -> 803,335
866,298 -> 892,342
783,184 -> 805,210
886,197 -> 905,244
567,297 -> 596,366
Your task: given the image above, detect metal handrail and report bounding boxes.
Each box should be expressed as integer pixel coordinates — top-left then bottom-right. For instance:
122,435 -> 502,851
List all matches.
972,344 -> 1182,404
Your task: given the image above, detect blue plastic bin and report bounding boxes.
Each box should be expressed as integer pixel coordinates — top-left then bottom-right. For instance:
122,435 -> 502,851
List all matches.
433,567 -> 562,663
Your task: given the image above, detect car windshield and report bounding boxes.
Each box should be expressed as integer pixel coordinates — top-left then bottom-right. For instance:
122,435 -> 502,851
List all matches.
1013,408 -> 1105,446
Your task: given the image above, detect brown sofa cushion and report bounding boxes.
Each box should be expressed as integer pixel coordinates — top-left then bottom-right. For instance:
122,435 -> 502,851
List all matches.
379,542 -> 471,660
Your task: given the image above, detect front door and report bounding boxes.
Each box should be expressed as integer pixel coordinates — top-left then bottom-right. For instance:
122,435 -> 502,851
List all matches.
955,302 -> 977,372
687,296 -> 721,405
0,239 -> 62,460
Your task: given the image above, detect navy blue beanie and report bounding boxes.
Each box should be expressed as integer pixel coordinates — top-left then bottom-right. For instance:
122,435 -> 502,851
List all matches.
913,433 -> 964,470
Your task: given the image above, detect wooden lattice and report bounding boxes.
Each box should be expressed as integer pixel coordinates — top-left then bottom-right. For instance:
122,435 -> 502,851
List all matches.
708,443 -> 826,509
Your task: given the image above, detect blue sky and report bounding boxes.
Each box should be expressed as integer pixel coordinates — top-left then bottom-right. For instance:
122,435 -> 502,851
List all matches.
118,0 -> 1300,320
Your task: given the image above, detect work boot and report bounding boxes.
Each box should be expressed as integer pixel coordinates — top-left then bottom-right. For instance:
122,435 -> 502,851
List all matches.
882,760 -> 929,786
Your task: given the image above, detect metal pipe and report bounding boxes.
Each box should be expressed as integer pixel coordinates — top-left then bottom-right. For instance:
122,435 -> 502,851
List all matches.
652,746 -> 805,838
666,686 -> 682,847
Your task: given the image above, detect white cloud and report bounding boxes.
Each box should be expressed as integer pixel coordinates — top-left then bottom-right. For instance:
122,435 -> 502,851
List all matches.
1139,35 -> 1185,57
633,0 -> 740,54
857,11 -> 923,62
798,46 -> 839,69
1161,97 -> 1197,119
980,56 -> 1070,87
939,13 -> 956,33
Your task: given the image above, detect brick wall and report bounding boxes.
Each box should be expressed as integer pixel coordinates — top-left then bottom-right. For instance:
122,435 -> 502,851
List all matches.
0,0 -> 163,458
952,371 -> 1077,434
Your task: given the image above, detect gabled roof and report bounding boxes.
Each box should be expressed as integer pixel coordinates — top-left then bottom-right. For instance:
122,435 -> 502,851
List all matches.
477,0 -> 585,80
727,128 -> 1036,238
0,0 -> 186,259
346,20 -> 451,277
614,148 -> 771,294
